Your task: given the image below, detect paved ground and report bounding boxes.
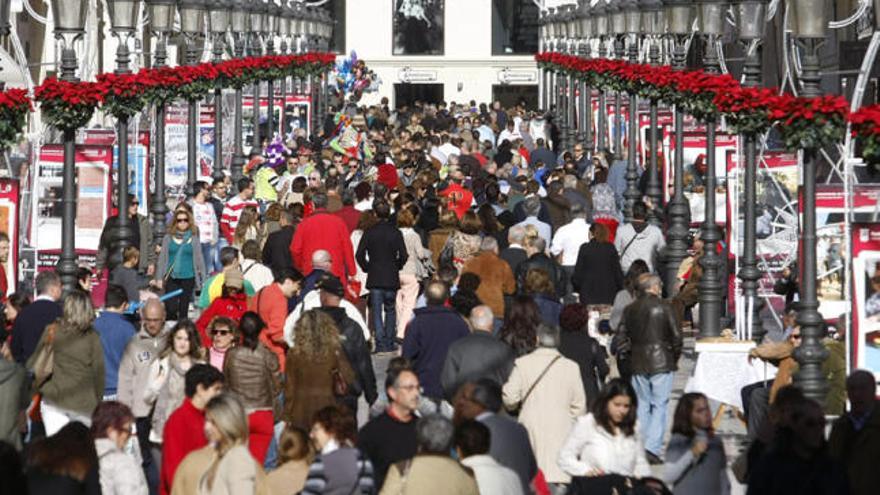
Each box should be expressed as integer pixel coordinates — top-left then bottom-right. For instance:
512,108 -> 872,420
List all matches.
360,335 -> 749,493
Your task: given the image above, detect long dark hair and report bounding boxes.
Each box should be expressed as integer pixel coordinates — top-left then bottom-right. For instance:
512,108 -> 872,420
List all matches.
26,422 -> 97,482
500,296 -> 541,357
239,312 -> 265,351
592,378 -> 638,437
671,392 -> 711,439
624,259 -> 650,296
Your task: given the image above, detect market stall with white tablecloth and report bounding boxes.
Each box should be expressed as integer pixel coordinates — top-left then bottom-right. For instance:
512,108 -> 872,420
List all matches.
685,341 -> 778,411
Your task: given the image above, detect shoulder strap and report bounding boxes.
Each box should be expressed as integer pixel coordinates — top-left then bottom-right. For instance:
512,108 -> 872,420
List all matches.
242,261 -> 257,276
619,230 -> 643,259
521,355 -> 562,406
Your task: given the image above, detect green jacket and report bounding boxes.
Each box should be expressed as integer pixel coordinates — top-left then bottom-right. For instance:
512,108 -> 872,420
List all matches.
29,324 -> 104,416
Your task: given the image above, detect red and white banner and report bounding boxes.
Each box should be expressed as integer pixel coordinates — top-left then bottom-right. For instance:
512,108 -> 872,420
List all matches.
850,223 -> 880,382
0,178 -> 19,292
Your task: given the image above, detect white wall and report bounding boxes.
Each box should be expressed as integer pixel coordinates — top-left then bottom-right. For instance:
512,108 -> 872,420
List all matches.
345,0 -> 537,106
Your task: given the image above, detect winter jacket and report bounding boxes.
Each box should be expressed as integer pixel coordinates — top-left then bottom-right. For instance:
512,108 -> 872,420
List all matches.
30,325 -> 105,417
502,347 -> 586,484
224,343 -> 280,411
93,311 -> 137,396
572,240 -> 625,305
291,209 -> 357,281
402,305 -> 471,400
462,251 -> 516,317
0,359 -> 28,450
146,354 -> 203,443
542,194 -> 572,232
95,437 -> 149,495
262,225 -> 295,272
283,345 -> 355,430
249,283 -> 290,371
118,325 -> 170,417
620,294 -> 682,375
558,331 -> 609,404
478,412 -> 537,494
319,306 -> 378,406
10,298 -> 62,364
197,444 -> 266,495
195,293 -> 249,347
829,401 -> 880,495
356,220 -> 408,289
516,253 -> 566,299
380,455 -> 479,495
557,413 -> 651,478
440,331 -> 515,402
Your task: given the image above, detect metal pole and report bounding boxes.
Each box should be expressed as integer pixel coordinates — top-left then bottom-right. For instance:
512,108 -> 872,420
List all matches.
645,36 -> 662,225
698,119 -> 724,336
793,39 -> 829,403
58,42 -> 80,294
567,71 -> 577,151
663,36 -> 690,293
738,41 -> 764,342
151,34 -> 169,249
231,34 -> 246,193
597,37 -> 606,152
613,36 -> 624,157
251,34 -> 263,157
186,40 -> 199,192
623,34 -> 640,222
110,31 -> 134,269
212,33 -> 225,181
266,35 -> 275,143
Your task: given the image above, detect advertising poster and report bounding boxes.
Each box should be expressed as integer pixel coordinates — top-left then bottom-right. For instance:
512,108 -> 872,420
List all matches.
393,0 -> 444,55
35,145 -> 112,255
0,179 -> 19,292
665,131 -> 735,225
283,95 -> 312,138
851,223 -> 880,383
84,129 -> 151,217
165,104 -> 189,190
199,105 -> 217,179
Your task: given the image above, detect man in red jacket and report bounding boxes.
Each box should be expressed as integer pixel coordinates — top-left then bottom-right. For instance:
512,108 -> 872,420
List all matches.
290,190 -> 356,283
160,364 -> 224,495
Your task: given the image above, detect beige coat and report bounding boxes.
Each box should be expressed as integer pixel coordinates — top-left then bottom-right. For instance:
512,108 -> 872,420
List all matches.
502,347 -> 586,484
379,455 -> 479,495
198,444 -> 268,495
171,446 -> 214,495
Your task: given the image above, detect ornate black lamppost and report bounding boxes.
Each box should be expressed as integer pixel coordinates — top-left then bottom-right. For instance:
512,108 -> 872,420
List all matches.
248,0 -> 265,156
565,5 -> 578,151
642,0 -> 664,226
107,0 -> 141,268
661,0 -> 692,294
790,0 -> 829,404
622,0 -> 641,222
208,0 -> 231,182
263,1 -> 280,143
50,0 -> 89,293
576,2 -> 592,152
180,0 -> 206,191
147,0 -> 175,247
229,0 -> 248,192
733,0 -> 767,341
595,1 -> 609,151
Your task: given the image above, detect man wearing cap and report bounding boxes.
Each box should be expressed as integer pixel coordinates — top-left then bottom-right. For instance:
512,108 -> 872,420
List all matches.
316,274 -> 377,417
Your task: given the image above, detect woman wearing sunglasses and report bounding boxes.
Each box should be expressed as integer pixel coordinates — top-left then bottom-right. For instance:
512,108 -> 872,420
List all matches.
154,208 -> 207,320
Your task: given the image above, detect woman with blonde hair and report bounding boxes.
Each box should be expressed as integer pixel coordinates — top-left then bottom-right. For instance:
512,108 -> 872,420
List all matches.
233,205 -> 264,250
199,393 -> 265,494
145,320 -> 205,467
29,290 -> 104,436
283,310 -> 355,430
155,207 -> 206,320
266,425 -> 313,495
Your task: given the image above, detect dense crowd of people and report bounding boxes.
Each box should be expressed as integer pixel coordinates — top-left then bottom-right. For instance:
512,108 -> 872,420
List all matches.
0,97 -> 878,495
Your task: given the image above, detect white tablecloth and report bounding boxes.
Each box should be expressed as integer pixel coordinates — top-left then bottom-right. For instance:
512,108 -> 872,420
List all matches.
686,347 -> 778,411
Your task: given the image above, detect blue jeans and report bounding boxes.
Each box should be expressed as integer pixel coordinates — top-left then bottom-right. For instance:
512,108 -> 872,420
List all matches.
202,242 -> 218,274
370,288 -> 398,352
631,371 -> 674,456
215,237 -> 229,269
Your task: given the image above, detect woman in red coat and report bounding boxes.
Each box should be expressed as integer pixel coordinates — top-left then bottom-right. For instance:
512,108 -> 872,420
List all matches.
195,269 -> 248,347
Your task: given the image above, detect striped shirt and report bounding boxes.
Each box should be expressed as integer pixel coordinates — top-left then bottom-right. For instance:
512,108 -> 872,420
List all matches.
301,446 -> 374,495
220,195 -> 258,243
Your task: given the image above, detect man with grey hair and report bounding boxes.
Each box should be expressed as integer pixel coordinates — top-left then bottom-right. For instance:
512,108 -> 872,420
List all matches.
463,238 -> 516,325
301,249 -> 332,299
514,196 -> 551,247
551,202 -> 591,302
440,305 -> 514,402
620,273 -> 681,464
503,323 -> 585,491
381,414 -> 479,494
500,225 -> 528,274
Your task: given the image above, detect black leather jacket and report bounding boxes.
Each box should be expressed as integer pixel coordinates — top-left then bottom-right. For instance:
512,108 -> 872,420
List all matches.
621,294 -> 682,375
515,253 -> 567,299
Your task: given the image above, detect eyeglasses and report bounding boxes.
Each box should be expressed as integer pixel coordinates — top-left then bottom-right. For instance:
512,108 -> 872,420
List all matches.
213,329 -> 232,336
176,218 -> 189,224
791,334 -> 802,341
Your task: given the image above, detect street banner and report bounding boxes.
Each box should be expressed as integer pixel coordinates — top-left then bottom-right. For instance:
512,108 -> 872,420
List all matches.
850,223 -> 880,382
0,178 -> 19,292
165,104 -> 189,190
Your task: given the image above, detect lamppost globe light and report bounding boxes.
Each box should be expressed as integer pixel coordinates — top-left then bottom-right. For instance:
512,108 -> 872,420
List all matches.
594,1 -> 608,37
179,0 -> 206,35
610,0 -> 627,35
568,6 -> 580,41
734,0 -> 768,40
51,0 -> 90,33
579,1 -> 593,41
230,0 -> 248,33
641,0 -> 665,35
147,0 -> 177,34
624,0 -> 641,35
107,0 -> 141,32
247,0 -> 264,34
0,0 -> 11,37
697,0 -> 727,36
263,1 -> 279,36
208,0 -> 232,35
664,0 -> 693,36
790,0 -> 826,38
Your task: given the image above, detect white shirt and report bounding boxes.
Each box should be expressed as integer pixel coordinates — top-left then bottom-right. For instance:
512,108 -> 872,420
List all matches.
192,200 -> 218,245
551,218 -> 591,267
283,292 -> 370,346
558,413 -> 651,478
461,455 -> 524,495
613,222 -> 667,273
439,142 -> 461,158
240,259 -> 273,292
498,129 -> 521,145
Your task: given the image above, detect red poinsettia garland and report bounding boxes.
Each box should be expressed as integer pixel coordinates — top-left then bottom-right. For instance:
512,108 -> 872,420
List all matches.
0,88 -> 32,147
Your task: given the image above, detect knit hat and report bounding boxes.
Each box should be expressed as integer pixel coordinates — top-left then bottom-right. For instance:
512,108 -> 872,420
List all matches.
224,269 -> 244,290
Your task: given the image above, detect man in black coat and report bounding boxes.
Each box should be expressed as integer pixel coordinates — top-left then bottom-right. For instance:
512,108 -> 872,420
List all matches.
500,225 -> 529,274
571,224 -> 625,305
11,271 -> 62,364
316,274 -> 377,417
454,378 -> 537,494
356,200 -> 408,353
262,209 -> 295,272
440,305 -> 514,402
515,237 -> 567,298
619,273 -> 682,462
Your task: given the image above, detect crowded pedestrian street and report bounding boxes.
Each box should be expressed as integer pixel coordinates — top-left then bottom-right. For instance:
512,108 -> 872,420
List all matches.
2,1 -> 880,495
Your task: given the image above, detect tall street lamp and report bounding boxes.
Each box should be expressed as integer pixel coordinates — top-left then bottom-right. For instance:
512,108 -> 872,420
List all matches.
263,1 -> 279,143
50,0 -> 89,293
595,1 -> 609,152
578,1 -> 593,154
248,0 -> 265,156
622,0 -> 641,222
147,0 -> 175,247
106,0 -> 141,269
661,0 -> 693,295
698,0 -> 725,74
230,0 -> 248,192
610,0 -> 626,158
180,0 -> 206,192
642,0 -> 665,226
565,4 -> 579,150
556,5 -> 571,152
539,11 -> 549,111
209,0 -> 231,182
790,0 -> 829,404
734,0 -> 767,342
